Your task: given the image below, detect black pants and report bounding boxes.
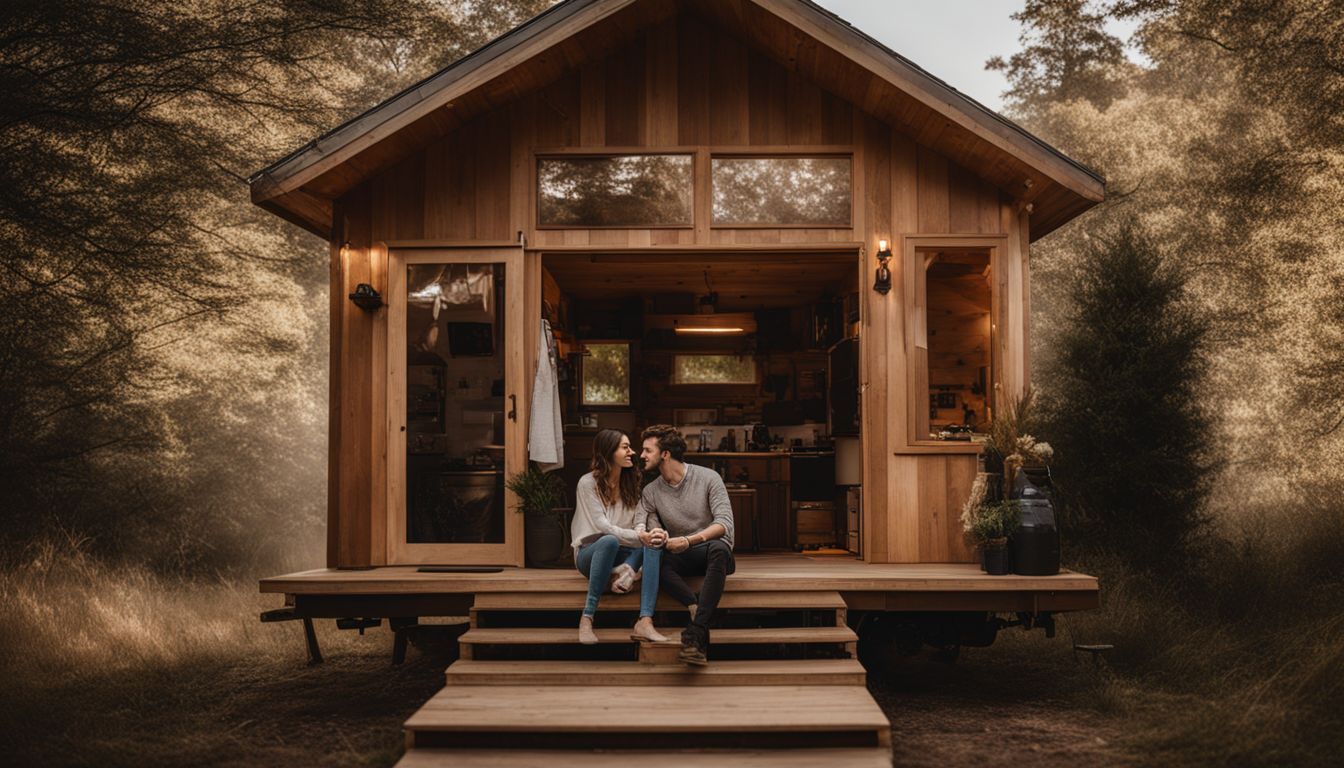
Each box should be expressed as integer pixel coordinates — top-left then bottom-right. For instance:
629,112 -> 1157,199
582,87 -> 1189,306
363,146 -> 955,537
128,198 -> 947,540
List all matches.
659,539 -> 735,647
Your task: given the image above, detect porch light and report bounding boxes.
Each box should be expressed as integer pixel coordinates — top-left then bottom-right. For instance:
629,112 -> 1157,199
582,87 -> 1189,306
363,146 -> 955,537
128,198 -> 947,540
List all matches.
349,282 -> 383,311
873,238 -> 893,294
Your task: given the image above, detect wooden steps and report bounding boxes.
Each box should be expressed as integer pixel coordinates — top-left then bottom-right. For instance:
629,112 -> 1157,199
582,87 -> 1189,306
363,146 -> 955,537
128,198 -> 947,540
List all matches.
458,625 -> 857,646
471,590 -> 846,612
403,685 -> 890,750
444,658 -> 867,686
396,585 -> 889,763
395,748 -> 893,767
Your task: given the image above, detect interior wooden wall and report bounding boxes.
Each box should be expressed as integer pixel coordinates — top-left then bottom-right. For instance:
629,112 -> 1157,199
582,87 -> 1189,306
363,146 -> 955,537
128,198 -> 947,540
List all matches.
328,11 -> 1029,567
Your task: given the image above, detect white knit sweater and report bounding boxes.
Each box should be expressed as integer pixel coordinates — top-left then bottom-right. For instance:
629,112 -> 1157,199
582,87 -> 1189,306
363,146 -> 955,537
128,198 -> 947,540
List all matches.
570,472 -> 646,551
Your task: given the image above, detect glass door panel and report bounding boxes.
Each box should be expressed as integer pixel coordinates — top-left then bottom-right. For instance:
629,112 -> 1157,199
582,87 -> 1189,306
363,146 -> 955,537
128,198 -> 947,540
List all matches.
388,248 -> 523,564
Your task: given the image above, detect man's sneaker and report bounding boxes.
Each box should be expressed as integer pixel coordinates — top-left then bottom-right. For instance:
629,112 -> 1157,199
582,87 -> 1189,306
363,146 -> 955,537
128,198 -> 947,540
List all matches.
677,641 -> 708,666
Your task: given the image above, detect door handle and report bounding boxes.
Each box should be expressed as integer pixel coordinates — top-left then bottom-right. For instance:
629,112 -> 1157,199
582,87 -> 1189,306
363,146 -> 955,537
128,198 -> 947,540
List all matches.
507,394 -> 517,422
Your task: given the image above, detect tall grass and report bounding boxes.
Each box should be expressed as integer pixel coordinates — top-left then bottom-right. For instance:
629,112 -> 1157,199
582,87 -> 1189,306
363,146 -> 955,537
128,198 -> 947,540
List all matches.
0,536 -> 446,767
1061,490 -> 1344,767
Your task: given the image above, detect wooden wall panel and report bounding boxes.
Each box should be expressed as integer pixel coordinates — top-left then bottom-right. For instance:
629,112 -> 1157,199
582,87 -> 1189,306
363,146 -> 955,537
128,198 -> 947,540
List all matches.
324,9 -> 1032,565
857,111 -> 890,563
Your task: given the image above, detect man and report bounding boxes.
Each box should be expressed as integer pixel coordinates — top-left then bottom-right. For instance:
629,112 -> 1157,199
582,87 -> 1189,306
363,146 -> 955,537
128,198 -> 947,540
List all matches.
639,424 -> 735,666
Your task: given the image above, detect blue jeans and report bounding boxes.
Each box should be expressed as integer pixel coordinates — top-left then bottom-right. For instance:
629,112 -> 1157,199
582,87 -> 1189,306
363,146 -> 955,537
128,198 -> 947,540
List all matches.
575,534 -> 662,618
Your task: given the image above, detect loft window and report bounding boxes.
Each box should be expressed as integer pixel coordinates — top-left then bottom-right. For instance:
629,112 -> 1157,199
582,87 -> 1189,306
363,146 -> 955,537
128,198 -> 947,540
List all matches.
582,342 -> 631,406
672,354 -> 758,385
537,154 -> 693,228
711,155 -> 852,227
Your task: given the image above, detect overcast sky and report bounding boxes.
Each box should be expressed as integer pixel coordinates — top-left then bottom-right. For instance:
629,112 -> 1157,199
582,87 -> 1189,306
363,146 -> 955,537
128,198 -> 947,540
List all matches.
814,1 -> 1141,113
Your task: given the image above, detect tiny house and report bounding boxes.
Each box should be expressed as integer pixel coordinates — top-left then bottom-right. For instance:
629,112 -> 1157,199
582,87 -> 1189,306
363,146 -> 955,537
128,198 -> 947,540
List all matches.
252,0 -> 1101,649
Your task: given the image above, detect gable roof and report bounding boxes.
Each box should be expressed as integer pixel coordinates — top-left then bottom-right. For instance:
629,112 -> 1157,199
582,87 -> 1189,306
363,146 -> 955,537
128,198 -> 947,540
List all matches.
249,0 -> 1104,241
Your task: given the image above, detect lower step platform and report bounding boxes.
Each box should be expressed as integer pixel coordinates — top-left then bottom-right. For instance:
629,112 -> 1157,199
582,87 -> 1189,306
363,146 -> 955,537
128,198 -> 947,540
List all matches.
444,658 -> 867,686
396,748 -> 892,767
403,684 -> 890,750
458,625 -> 857,646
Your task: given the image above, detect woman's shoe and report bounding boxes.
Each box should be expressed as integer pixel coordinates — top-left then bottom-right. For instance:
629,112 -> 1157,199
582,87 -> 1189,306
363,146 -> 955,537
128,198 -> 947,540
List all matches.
578,616 -> 599,645
630,617 -> 668,643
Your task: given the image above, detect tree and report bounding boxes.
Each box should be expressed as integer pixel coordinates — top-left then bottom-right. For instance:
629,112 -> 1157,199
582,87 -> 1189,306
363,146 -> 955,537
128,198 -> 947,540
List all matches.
1043,221 -> 1218,569
0,0 -> 553,570
986,0 -> 1132,115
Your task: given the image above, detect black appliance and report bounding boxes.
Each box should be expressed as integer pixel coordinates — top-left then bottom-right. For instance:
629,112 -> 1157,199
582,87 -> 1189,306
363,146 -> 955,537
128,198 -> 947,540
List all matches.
828,337 -> 859,436
789,449 -> 836,502
1010,469 -> 1060,575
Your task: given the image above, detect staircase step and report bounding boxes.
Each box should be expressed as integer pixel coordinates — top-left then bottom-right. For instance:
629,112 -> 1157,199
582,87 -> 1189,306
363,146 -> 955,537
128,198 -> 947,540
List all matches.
458,625 -> 858,647
396,748 -> 892,768
444,658 -> 867,686
472,590 -> 846,612
403,684 -> 890,749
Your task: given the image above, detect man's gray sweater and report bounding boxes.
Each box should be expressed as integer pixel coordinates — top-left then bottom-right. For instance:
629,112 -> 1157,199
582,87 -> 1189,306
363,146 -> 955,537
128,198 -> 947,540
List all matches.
641,463 -> 735,550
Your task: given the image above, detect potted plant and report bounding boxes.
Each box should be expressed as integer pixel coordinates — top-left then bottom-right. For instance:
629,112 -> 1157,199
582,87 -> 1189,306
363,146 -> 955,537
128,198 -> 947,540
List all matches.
505,465 -> 572,568
966,500 -> 1021,575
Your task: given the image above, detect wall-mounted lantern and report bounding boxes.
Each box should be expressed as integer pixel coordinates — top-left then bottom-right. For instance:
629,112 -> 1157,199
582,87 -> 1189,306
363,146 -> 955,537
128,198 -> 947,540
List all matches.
873,238 -> 893,294
349,283 -> 383,311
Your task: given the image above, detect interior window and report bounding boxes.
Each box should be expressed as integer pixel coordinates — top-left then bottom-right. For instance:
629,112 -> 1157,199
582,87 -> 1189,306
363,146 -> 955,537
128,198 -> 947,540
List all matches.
582,342 -> 631,406
919,249 -> 993,439
711,156 -> 852,226
672,354 -> 758,385
537,154 -> 693,227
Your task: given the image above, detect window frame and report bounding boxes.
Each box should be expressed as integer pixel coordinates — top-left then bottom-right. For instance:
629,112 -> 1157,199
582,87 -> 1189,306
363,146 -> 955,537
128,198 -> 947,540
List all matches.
534,151 -> 696,230
708,152 -> 855,229
670,352 -> 761,387
903,235 -> 1009,452
580,339 -> 636,409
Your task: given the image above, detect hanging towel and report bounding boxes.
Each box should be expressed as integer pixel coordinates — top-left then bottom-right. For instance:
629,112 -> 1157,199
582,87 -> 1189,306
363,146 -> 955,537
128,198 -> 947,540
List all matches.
528,318 -> 564,472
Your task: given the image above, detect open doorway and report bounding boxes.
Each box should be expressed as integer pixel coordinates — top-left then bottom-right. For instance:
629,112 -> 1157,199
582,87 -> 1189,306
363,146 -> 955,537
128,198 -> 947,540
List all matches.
540,250 -> 862,556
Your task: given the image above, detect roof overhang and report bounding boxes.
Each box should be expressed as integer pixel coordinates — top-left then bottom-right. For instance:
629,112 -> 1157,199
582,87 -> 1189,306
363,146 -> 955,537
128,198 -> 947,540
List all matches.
249,0 -> 1103,241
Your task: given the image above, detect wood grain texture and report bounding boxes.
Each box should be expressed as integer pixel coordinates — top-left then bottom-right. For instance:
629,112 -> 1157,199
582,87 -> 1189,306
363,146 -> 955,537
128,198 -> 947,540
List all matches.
321,14 -> 1044,566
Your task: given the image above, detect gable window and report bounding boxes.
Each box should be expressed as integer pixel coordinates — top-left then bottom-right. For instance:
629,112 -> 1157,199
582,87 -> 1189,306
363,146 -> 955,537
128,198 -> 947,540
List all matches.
672,354 -> 758,385
711,155 -> 852,227
582,342 -> 631,406
537,154 -> 693,228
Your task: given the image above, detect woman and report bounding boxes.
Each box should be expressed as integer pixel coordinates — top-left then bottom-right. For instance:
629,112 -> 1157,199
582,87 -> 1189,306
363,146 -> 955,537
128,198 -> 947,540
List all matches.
570,429 -> 668,645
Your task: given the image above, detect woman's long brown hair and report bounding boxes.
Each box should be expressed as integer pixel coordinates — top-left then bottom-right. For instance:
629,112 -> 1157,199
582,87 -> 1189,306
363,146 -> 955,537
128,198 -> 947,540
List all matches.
590,429 -> 642,510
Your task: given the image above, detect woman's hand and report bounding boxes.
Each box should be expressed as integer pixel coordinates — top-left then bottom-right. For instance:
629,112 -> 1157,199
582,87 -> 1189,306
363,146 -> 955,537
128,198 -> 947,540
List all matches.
641,528 -> 669,548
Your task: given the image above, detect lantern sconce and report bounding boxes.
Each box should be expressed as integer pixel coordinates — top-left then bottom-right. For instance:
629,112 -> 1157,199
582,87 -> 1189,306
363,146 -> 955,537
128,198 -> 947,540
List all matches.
349,282 -> 383,312
873,238 -> 893,294
339,241 -> 383,311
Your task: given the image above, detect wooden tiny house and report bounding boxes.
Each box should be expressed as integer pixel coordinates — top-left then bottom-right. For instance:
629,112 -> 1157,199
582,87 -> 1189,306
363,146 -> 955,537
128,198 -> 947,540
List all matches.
251,0 -> 1103,573
252,0 -> 1105,622
253,2 -> 1103,761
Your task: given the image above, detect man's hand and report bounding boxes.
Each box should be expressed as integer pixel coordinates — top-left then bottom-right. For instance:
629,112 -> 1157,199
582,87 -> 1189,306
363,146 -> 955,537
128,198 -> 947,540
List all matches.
666,535 -> 691,554
641,528 -> 669,548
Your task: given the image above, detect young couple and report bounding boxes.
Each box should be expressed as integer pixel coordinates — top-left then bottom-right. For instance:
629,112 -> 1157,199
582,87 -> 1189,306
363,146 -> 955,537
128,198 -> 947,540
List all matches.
569,424 -> 736,666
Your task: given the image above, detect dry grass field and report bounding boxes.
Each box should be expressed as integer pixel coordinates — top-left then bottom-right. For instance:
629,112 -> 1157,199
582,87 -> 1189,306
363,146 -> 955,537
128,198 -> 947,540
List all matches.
2,523 -> 1341,767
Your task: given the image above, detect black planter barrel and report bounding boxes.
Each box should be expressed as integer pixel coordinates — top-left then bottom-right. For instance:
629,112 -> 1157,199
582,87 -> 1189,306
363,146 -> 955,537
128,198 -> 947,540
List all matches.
1009,467 -> 1060,576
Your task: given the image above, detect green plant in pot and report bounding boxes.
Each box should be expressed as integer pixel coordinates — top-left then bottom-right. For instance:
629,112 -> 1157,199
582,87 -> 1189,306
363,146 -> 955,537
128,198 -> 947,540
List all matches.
505,465 -> 573,568
966,500 -> 1021,575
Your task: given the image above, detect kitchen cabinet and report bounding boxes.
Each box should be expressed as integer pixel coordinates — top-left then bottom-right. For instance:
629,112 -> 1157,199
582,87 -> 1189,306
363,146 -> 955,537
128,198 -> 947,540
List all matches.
726,487 -> 757,552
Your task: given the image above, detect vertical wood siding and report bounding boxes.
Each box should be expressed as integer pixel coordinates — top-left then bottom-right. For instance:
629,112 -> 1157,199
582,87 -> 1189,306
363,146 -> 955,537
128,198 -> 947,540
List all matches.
326,14 -> 1024,566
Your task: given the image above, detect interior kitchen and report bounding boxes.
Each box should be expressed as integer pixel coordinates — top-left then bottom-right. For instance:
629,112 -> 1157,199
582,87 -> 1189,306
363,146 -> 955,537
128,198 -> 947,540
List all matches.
541,251 -> 864,556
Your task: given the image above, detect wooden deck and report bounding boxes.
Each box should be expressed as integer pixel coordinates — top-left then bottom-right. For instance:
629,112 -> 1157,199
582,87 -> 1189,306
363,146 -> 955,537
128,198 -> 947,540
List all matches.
260,553 -> 1099,615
